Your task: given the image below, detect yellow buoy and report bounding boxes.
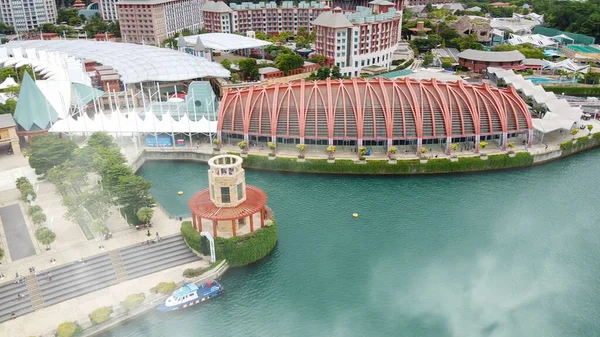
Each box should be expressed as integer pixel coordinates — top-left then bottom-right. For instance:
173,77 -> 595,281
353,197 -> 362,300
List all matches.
352,213 -> 359,218
178,191 -> 184,195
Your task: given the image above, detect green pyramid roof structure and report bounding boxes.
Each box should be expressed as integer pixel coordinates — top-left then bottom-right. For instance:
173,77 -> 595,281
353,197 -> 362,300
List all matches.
71,82 -> 103,105
13,72 -> 59,131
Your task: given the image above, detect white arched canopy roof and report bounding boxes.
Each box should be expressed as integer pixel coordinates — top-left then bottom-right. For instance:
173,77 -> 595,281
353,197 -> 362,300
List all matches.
3,40 -> 231,84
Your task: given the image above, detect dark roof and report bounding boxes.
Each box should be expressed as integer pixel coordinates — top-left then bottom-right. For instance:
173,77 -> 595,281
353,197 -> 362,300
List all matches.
0,114 -> 16,128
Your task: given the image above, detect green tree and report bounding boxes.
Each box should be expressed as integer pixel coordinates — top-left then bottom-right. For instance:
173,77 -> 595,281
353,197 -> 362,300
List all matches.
309,54 -> 325,65
295,35 -> 310,49
31,211 -> 47,226
91,219 -> 109,235
136,207 -> 154,225
0,23 -> 14,34
68,16 -> 82,26
84,14 -> 109,37
162,37 -> 178,49
27,135 -> 77,175
28,205 -> 43,217
88,132 -> 116,149
18,65 -> 33,82
274,53 -> 304,75
422,52 -> 434,67
180,28 -> 192,36
0,67 -> 17,82
3,84 -> 20,99
238,58 -> 259,81
0,100 -> 16,115
491,43 -> 544,59
220,59 -> 232,71
255,31 -> 268,40
331,66 -> 342,79
57,9 -> 80,24
35,227 -> 56,250
114,175 -> 155,225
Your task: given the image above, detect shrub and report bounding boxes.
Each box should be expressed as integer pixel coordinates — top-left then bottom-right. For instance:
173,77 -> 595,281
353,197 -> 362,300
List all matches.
15,177 -> 31,190
181,221 -> 203,253
181,221 -> 278,267
28,205 -> 43,217
123,293 -> 145,312
56,322 -> 82,337
16,177 -> 36,202
560,134 -> 597,155
0,247 -> 4,260
235,152 -> 534,175
183,267 -> 206,278
151,282 -> 177,294
88,306 -> 113,325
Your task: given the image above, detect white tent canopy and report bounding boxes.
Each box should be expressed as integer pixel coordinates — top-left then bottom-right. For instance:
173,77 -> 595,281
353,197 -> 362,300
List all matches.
0,77 -> 18,89
542,59 -> 590,73
50,113 -> 217,135
488,67 -> 586,133
505,34 -> 558,47
183,33 -> 272,52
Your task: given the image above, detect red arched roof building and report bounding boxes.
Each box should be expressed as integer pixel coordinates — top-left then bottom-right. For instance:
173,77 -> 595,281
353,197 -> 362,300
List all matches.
217,78 -> 533,153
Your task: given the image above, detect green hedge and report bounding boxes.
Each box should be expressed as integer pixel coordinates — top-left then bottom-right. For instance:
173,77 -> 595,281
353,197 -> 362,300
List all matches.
151,282 -> 177,294
542,85 -> 600,96
231,153 -> 534,175
181,221 -> 278,267
88,306 -> 113,325
560,133 -> 599,155
56,322 -> 82,337
123,293 -> 145,312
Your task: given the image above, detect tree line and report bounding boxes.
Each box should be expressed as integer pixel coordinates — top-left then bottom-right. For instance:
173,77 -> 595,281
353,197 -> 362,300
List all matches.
28,133 -> 154,239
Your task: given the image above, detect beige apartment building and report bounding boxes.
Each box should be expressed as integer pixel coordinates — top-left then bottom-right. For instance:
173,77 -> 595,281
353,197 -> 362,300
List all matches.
117,0 -> 205,45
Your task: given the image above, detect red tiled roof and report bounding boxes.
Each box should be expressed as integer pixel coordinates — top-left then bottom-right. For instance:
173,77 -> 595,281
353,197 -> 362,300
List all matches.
188,185 -> 267,221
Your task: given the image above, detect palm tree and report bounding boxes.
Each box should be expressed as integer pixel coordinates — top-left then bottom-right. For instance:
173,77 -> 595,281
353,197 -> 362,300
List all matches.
358,146 -> 367,159
238,141 -> 248,154
479,141 -> 488,154
506,141 -> 515,153
267,142 -> 276,156
388,146 -> 398,159
450,143 -> 459,156
296,144 -> 306,158
326,145 -> 336,159
570,128 -> 579,140
137,207 -> 154,226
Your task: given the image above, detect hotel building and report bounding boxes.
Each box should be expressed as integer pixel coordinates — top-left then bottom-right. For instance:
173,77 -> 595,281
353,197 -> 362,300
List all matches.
312,4 -> 402,77
0,0 -> 57,33
202,0 -> 329,35
99,0 -> 120,21
117,0 -> 205,45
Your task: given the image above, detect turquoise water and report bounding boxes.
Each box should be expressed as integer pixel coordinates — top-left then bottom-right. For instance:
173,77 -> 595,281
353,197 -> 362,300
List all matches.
566,45 -> 600,54
526,77 -> 579,84
373,68 -> 414,79
102,152 -> 600,337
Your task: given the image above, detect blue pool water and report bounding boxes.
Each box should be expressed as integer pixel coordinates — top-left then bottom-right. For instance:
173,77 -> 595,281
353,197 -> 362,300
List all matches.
372,68 -> 414,79
526,77 -> 579,84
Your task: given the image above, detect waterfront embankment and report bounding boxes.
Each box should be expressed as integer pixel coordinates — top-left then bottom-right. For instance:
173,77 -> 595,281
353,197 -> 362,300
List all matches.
131,133 -> 600,175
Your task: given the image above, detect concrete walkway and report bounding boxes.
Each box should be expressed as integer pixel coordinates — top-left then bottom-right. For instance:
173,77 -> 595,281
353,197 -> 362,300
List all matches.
0,204 -> 36,261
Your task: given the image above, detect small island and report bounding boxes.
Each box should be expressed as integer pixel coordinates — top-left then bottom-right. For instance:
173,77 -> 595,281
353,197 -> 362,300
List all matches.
181,154 -> 277,267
